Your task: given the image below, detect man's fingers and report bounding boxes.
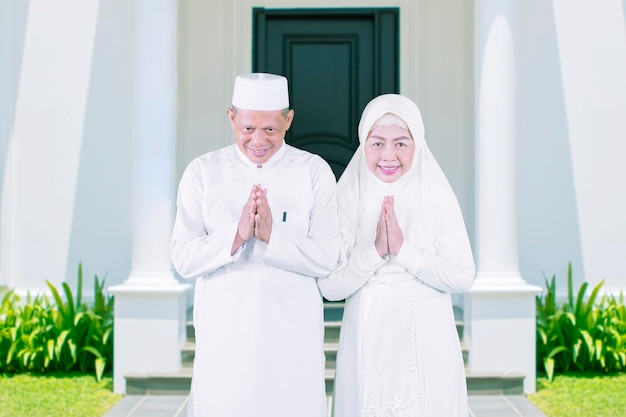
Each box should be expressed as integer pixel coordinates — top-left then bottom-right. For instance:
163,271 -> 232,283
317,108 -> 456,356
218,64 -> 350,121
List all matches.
252,187 -> 272,243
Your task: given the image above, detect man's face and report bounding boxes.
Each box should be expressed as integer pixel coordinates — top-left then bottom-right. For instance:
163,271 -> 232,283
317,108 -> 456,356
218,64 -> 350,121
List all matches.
227,108 -> 294,164
364,124 -> 415,183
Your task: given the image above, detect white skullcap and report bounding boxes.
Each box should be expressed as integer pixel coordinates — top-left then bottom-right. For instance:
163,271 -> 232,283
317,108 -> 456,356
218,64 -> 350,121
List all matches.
232,73 -> 289,111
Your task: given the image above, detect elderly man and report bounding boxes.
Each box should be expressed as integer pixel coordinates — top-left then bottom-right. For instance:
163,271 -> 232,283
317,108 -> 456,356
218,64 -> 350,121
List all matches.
170,73 -> 340,417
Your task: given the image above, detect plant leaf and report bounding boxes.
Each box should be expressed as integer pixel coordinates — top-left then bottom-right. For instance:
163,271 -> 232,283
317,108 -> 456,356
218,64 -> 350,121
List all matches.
95,358 -> 105,382
76,262 -> 83,309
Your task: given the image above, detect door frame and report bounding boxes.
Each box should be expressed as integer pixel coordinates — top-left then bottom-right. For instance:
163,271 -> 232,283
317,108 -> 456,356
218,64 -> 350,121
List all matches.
252,7 -> 400,96
231,0 -> 423,102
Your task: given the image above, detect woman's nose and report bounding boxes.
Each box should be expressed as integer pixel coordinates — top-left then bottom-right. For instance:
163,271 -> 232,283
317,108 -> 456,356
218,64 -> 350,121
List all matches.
382,143 -> 396,159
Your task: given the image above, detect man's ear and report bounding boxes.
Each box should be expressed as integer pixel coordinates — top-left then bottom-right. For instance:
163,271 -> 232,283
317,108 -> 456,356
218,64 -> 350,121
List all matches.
285,109 -> 295,130
226,108 -> 236,126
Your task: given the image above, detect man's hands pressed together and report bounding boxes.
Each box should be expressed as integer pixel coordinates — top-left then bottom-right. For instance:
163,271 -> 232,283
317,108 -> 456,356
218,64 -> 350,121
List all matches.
231,184 -> 273,255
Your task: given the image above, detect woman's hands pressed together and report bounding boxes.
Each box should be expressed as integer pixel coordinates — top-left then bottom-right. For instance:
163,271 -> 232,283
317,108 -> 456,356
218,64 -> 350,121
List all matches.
374,195 -> 404,258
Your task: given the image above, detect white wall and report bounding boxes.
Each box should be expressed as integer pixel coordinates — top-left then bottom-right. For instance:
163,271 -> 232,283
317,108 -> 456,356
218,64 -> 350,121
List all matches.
177,0 -> 237,174
420,0 -> 475,245
517,0 -> 626,293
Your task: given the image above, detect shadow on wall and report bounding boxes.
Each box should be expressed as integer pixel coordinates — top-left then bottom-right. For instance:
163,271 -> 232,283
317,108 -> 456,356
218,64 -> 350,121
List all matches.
65,0 -> 132,289
516,0 -> 584,288
0,0 -> 30,285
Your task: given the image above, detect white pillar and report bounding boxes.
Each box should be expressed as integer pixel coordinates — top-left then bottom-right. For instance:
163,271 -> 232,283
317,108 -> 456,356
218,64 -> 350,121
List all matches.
0,0 -> 13,287
1,1 -> 99,291
109,0 -> 190,394
466,0 -> 541,394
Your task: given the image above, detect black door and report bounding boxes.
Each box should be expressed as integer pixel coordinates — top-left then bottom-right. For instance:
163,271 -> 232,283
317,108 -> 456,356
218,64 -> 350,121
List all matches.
253,8 -> 399,180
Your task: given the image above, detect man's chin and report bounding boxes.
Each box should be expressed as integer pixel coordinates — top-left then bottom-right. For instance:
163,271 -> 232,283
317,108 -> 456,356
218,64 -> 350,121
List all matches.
247,153 -> 270,164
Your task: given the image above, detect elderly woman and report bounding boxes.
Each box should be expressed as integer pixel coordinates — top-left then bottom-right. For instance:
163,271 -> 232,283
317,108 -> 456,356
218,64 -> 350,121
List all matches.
318,94 -> 475,417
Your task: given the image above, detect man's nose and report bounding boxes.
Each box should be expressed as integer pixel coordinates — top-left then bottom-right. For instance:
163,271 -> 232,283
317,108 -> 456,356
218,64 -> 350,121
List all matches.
250,129 -> 263,143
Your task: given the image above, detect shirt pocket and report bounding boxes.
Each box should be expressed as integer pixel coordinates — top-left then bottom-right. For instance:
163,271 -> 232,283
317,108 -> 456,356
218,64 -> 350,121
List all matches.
277,211 -> 310,237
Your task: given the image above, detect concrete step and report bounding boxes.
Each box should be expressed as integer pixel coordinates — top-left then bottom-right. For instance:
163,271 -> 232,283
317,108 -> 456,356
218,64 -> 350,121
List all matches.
181,342 -> 467,369
180,341 -> 339,370
323,301 -> 345,321
324,321 -> 341,343
125,368 -> 524,396
180,342 -> 469,371
127,303 -> 523,397
321,304 -> 464,339
126,368 -> 336,396
185,303 -> 347,343
466,371 -> 525,395
186,320 -> 344,344
126,368 -> 193,396
324,371 -> 524,396
183,319 -> 469,366
182,302 -> 467,371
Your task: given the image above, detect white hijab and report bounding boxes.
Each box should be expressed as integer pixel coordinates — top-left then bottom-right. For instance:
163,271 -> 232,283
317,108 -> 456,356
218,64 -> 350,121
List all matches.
337,94 -> 472,265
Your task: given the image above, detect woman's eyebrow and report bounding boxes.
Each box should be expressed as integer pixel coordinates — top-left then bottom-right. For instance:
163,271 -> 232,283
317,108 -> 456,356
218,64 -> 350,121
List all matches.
367,135 -> 387,141
367,134 -> 412,141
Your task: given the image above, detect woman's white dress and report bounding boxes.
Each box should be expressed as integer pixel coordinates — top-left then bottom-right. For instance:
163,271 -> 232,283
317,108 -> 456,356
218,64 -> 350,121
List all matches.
330,264 -> 468,417
318,94 -> 475,417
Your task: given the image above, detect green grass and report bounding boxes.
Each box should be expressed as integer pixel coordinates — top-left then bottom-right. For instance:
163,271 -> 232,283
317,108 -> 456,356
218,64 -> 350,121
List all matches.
2,367 -> 625,417
528,372 -> 626,417
0,372 -> 121,417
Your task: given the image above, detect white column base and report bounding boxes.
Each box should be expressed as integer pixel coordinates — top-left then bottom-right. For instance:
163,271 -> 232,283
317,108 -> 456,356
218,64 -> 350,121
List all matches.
109,279 -> 191,394
465,273 -> 542,394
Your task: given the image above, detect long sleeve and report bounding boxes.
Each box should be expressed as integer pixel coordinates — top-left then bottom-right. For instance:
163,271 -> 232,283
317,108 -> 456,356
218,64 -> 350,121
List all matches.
395,190 -> 475,293
170,159 -> 242,279
317,194 -> 386,300
317,243 -> 386,301
262,159 -> 341,277
395,242 -> 475,293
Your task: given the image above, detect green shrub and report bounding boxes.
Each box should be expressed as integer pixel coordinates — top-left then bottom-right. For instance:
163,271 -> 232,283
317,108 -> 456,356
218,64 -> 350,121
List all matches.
0,264 -> 113,381
536,263 -> 626,381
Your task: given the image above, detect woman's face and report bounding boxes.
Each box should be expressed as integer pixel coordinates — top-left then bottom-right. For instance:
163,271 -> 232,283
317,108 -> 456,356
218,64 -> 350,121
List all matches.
364,124 -> 415,183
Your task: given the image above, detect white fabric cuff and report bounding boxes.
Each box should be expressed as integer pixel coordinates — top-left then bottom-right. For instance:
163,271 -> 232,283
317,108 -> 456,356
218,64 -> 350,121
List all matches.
351,244 -> 386,276
395,241 -> 422,274
231,240 -> 247,258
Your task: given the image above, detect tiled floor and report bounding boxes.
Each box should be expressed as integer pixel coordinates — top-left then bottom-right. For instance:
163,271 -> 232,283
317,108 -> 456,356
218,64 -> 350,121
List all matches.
469,395 -> 547,417
102,394 -> 548,417
102,396 -> 189,417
